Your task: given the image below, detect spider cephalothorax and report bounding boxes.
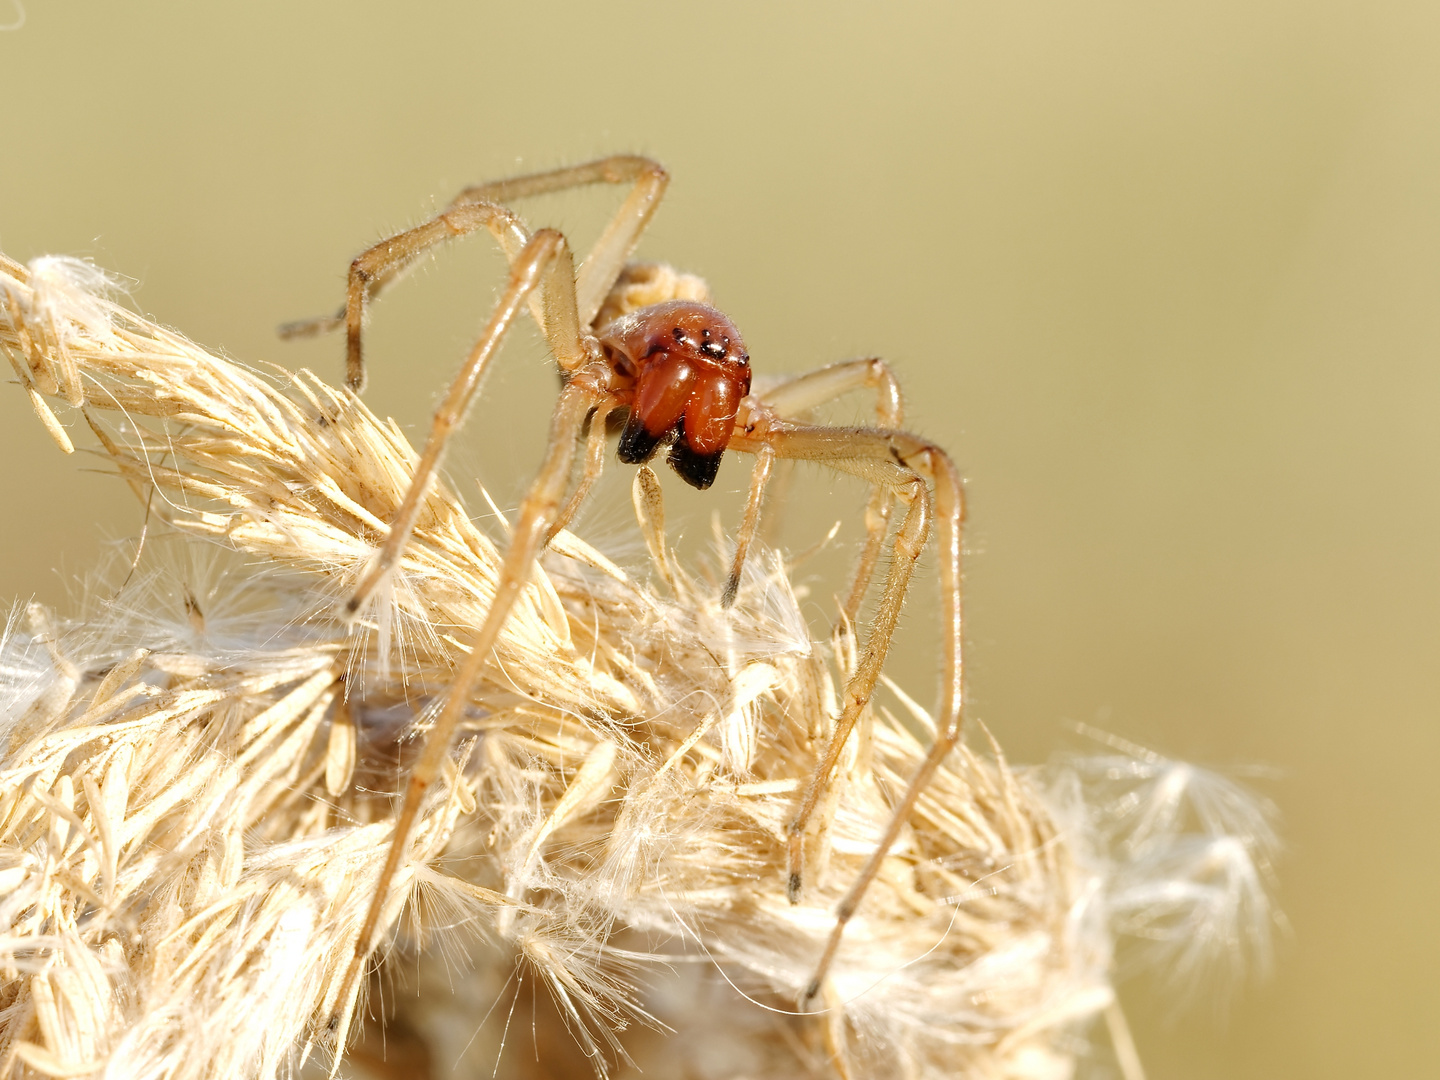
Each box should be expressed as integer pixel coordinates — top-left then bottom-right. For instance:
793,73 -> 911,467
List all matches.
600,299 -> 752,489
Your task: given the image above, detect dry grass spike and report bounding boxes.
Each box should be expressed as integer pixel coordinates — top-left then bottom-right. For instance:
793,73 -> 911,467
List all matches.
0,240 -> 1281,1079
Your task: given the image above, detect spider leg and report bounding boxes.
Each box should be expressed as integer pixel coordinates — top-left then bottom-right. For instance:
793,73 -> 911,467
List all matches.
280,156 -> 668,388
731,418 -> 964,1006
279,199 -> 538,391
744,358 -> 903,617
332,362 -> 609,1031
447,155 -> 668,327
721,444 -> 776,607
543,400 -> 615,544
784,473 -> 929,901
346,229 -> 578,614
759,357 -> 901,423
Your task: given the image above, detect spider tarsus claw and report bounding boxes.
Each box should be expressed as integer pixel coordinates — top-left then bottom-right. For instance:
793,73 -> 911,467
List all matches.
720,574 -> 740,608
787,871 -> 802,904
800,978 -> 822,1008
325,1013 -> 339,1033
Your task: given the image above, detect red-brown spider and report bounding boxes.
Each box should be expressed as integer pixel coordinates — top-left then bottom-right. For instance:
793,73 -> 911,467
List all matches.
281,155 -> 965,1021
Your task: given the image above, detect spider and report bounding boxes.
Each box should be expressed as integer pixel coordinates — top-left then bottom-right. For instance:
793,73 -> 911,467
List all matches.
281,156 -> 965,1021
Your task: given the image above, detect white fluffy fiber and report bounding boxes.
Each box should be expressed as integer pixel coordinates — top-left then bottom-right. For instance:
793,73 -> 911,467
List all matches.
0,253 -> 1280,1079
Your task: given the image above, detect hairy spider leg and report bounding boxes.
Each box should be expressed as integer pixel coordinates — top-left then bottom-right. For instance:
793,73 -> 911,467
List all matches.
342,225 -> 584,615
730,415 -> 965,1006
447,155 -> 668,328
543,399 -> 618,544
278,199 -> 532,391
724,356 -> 903,612
279,155 -> 668,391
283,163 -> 672,1031
723,445 -> 776,607
329,235 -> 611,1030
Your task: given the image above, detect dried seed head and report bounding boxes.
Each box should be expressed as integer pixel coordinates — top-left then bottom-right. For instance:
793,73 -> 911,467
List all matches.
0,254 -> 1280,1079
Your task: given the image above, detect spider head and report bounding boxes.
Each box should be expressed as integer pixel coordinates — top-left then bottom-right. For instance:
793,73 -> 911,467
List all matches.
600,300 -> 752,490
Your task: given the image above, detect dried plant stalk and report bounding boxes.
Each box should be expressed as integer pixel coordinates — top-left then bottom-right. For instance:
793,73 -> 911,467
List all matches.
0,252 -> 1279,1079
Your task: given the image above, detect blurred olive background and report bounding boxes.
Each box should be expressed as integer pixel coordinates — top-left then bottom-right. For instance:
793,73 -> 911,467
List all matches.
2,1 -> 1436,1076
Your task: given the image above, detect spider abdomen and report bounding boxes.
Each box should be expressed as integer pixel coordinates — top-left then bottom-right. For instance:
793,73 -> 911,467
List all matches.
602,300 -> 751,490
